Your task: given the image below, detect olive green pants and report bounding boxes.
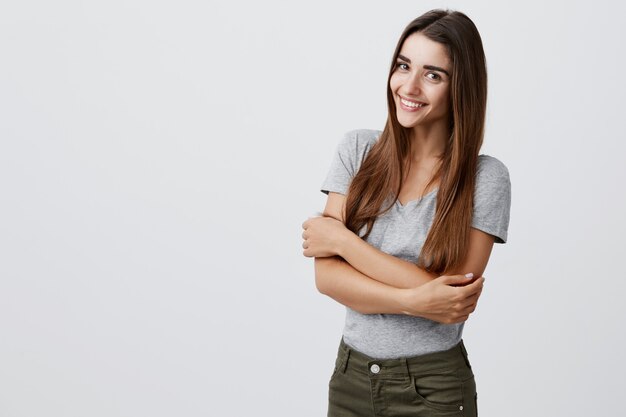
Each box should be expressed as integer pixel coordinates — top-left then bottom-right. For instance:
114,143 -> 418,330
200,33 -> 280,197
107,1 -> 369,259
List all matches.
327,337 -> 478,417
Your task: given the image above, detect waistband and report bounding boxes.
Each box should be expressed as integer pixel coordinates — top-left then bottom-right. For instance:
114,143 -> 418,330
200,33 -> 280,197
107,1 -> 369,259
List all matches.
334,336 -> 472,378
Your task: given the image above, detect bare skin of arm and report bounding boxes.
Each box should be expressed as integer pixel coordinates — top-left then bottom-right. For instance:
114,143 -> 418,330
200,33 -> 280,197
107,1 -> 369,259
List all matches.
324,192 -> 495,288
305,192 -> 489,323
315,255 -> 483,323
337,226 -> 494,287
314,255 -> 410,315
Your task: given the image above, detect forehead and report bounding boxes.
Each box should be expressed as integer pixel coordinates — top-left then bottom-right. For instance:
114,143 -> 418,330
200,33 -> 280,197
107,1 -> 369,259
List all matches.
399,32 -> 451,69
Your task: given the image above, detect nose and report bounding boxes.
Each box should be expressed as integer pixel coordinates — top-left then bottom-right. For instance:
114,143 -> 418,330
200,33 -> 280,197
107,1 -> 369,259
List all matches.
404,71 -> 423,95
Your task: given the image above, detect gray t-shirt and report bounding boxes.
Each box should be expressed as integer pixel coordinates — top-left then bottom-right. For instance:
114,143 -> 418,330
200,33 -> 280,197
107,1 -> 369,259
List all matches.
320,128 -> 512,359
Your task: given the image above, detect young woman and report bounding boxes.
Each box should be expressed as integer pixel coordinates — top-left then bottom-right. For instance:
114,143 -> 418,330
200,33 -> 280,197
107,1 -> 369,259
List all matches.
301,8 -> 511,417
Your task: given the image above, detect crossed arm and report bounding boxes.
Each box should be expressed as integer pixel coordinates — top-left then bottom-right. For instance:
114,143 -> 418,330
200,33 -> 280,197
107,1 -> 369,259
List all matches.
303,192 -> 494,323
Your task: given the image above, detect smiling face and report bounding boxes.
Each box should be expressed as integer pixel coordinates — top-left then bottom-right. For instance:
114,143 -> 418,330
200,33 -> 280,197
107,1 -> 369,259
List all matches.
389,32 -> 453,133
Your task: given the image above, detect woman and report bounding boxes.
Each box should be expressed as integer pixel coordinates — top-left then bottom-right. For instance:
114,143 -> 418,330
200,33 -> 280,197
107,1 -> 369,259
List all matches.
301,8 -> 511,417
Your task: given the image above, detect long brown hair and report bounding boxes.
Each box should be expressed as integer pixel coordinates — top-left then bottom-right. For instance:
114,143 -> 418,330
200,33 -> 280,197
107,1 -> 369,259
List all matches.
344,9 -> 488,275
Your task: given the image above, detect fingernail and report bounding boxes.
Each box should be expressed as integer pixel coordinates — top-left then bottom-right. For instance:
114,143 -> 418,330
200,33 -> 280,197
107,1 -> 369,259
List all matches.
465,273 -> 473,278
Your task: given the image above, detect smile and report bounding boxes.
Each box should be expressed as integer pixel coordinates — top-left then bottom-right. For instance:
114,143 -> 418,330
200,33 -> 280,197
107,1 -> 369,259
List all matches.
399,97 -> 428,111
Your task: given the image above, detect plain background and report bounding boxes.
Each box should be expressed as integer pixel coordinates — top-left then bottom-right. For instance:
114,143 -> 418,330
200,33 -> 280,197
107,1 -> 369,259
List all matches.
1,0 -> 625,416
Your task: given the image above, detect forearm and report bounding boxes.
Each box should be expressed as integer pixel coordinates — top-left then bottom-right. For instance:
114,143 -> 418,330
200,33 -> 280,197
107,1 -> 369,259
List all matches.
337,231 -> 438,289
314,256 -> 410,315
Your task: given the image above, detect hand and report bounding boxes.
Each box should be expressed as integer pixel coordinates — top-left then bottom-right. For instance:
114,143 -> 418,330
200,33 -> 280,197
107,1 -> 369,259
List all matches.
400,274 -> 485,324
301,214 -> 349,258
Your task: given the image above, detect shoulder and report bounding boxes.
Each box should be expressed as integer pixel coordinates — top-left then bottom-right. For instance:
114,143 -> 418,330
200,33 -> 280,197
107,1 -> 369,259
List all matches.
474,154 -> 512,204
477,154 -> 510,182
333,129 -> 383,172
339,128 -> 383,152
472,155 -> 512,243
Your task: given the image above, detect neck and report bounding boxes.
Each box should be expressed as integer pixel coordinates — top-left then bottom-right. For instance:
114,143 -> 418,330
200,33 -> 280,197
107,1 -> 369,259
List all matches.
408,122 -> 449,162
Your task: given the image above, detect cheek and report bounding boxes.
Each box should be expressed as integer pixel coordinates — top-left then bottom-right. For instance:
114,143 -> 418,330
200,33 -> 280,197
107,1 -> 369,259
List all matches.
389,74 -> 402,91
431,89 -> 450,107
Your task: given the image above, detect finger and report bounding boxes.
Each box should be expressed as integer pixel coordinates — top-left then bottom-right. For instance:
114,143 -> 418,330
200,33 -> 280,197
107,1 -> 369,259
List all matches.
465,286 -> 484,305
458,299 -> 478,314
470,277 -> 484,290
461,277 -> 484,296
459,286 -> 481,302
454,296 -> 478,313
450,314 -> 468,324
440,273 -> 475,285
471,276 -> 485,286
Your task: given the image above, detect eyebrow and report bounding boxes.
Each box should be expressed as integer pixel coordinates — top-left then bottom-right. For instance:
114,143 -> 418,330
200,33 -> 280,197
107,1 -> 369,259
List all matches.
397,54 -> 450,77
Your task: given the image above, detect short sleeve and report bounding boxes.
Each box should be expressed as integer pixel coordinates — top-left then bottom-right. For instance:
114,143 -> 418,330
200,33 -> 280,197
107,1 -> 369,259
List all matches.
471,155 -> 512,244
320,129 -> 380,196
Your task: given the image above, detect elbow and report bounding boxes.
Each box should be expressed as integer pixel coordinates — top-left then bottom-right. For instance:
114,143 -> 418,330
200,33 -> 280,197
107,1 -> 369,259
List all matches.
315,275 -> 327,295
314,256 -> 341,295
313,257 -> 370,315
315,274 -> 327,295
314,257 -> 327,294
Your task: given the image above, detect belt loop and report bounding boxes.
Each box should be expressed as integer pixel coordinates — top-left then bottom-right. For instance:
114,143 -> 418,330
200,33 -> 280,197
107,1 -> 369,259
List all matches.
459,339 -> 472,370
459,339 -> 468,358
404,357 -> 412,379
459,339 -> 467,358
342,348 -> 351,373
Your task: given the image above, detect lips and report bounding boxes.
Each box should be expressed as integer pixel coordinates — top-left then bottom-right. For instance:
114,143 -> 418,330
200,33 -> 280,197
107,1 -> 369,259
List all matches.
399,96 -> 428,107
399,96 -> 428,111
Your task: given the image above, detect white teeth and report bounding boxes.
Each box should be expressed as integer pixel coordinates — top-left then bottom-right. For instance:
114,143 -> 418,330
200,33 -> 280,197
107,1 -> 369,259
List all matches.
401,98 -> 425,108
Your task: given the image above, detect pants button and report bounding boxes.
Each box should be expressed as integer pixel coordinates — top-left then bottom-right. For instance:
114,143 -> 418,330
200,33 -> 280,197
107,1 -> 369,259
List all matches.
370,364 -> 380,374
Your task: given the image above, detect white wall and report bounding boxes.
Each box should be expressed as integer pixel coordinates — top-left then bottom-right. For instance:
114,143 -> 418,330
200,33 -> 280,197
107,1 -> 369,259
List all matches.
1,1 -> 624,416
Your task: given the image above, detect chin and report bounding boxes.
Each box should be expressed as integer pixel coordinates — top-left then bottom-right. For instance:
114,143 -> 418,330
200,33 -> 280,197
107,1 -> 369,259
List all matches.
397,114 -> 424,128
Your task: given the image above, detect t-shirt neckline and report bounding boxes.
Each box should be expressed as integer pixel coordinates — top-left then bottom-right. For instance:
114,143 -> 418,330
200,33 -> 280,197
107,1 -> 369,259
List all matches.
395,188 -> 438,208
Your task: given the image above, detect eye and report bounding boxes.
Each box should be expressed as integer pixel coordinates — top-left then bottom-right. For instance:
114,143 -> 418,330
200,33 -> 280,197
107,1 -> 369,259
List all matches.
426,72 -> 442,81
396,62 -> 409,71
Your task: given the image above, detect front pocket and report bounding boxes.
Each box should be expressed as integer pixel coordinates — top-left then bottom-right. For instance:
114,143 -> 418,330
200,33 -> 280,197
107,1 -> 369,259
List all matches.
329,355 -> 344,381
413,369 -> 464,413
